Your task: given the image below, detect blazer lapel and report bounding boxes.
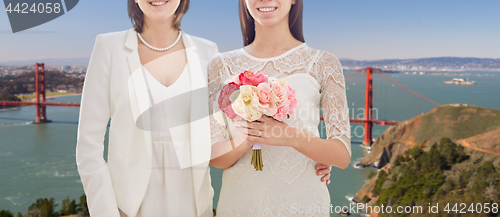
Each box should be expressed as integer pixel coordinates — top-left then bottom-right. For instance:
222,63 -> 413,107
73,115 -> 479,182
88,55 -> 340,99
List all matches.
183,33 -> 212,216
125,29 -> 154,161
123,28 -> 154,217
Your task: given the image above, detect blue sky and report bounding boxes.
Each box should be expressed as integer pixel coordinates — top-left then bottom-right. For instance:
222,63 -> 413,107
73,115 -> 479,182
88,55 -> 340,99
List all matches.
0,0 -> 499,62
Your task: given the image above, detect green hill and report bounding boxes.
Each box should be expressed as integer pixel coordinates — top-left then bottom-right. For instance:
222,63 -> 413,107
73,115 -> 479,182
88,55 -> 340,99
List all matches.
358,104 -> 500,169
353,104 -> 500,216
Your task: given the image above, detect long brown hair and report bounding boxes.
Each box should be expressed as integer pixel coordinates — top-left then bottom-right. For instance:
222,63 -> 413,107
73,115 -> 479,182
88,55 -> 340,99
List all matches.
239,0 -> 305,46
128,0 -> 190,33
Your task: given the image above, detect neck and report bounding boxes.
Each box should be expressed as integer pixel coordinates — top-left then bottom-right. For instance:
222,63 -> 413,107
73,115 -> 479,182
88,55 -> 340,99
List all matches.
140,16 -> 179,48
250,17 -> 301,54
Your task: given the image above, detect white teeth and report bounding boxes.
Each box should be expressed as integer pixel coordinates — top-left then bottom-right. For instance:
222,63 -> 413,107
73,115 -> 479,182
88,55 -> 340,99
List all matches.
150,1 -> 166,6
258,7 -> 276,12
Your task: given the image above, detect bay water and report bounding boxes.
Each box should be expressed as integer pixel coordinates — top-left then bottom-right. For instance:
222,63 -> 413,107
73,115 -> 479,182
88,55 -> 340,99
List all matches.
1,70 -> 499,216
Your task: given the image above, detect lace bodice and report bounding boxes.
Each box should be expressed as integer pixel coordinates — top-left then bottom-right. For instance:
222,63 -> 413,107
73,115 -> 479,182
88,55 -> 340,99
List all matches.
208,43 -> 351,156
208,44 -> 351,217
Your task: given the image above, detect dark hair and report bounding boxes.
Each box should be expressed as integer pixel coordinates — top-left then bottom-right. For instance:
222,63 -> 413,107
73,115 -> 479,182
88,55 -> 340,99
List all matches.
239,0 -> 304,46
128,0 -> 190,33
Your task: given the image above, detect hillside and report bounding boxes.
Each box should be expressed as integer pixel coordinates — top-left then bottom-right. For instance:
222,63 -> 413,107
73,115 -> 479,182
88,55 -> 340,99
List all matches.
354,140 -> 500,216
357,104 -> 500,169
353,104 -> 500,216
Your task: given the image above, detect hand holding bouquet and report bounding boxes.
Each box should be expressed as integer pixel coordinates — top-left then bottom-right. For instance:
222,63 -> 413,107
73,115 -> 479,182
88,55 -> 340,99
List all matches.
217,71 -> 297,171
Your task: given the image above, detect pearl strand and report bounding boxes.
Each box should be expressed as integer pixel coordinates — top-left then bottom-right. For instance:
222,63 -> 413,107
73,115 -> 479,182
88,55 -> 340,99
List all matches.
137,30 -> 182,52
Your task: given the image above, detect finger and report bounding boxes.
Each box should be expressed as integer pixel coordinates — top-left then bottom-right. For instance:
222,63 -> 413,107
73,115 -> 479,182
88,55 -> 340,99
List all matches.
235,123 -> 262,131
316,168 -> 330,176
321,174 -> 330,182
235,120 -> 257,127
326,179 -> 331,185
315,163 -> 329,170
323,173 -> 331,180
245,121 -> 265,131
235,120 -> 247,128
235,124 -> 252,130
324,164 -> 332,172
235,126 -> 261,137
247,129 -> 262,137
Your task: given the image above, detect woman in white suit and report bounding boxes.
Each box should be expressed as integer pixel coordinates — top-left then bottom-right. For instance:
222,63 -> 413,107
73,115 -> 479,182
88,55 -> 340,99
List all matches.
76,0 -> 217,216
76,0 -> 332,216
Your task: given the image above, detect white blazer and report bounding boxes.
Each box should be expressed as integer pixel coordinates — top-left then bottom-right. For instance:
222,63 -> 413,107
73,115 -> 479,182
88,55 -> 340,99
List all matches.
75,28 -> 219,217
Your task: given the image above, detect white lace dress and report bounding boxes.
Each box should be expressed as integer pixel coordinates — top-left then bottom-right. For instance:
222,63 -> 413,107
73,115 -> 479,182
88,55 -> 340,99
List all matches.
208,43 -> 351,217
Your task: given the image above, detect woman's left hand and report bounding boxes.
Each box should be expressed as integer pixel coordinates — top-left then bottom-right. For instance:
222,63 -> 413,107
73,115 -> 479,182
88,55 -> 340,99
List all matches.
234,115 -> 299,147
316,163 -> 332,185
235,116 -> 332,185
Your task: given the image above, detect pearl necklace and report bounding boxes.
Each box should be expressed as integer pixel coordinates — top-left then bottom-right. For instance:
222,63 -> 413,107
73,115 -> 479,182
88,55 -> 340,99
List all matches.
137,30 -> 182,52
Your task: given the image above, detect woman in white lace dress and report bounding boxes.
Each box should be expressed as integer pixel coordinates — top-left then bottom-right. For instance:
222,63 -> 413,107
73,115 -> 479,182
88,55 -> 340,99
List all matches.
208,0 -> 351,216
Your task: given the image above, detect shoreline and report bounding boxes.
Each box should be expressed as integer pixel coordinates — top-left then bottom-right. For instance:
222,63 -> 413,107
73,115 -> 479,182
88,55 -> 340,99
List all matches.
45,93 -> 81,100
0,106 -> 23,112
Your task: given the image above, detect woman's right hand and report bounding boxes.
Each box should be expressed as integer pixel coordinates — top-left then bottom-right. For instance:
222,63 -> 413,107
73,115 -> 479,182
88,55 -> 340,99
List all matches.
210,116 -> 258,169
233,116 -> 261,151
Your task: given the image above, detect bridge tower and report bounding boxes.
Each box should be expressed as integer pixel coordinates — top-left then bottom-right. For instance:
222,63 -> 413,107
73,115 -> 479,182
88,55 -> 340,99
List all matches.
363,67 -> 373,146
32,63 -> 51,124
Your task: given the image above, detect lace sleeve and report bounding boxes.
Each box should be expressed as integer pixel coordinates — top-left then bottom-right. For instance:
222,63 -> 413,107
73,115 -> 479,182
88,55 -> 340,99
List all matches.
316,52 -> 351,158
207,54 -> 230,145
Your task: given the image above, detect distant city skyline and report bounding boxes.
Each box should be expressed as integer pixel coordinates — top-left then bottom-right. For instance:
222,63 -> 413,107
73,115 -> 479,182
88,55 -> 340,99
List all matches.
1,0 -> 499,62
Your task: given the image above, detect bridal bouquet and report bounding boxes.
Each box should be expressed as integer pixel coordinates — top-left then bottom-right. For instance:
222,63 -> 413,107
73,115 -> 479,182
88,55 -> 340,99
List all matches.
217,70 -> 298,171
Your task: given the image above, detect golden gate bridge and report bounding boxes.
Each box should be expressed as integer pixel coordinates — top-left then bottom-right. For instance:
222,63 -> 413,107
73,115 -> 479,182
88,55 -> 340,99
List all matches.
0,63 -> 82,123
0,63 -> 440,146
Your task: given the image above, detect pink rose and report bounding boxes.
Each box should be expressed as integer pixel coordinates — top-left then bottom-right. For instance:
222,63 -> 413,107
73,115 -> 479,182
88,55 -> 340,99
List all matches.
218,83 -> 239,119
288,98 -> 297,114
256,83 -> 279,116
270,81 -> 288,107
273,103 -> 290,121
226,76 -> 241,87
286,84 -> 295,99
239,71 -> 268,86
256,83 -> 271,107
286,84 -> 297,114
265,100 -> 278,116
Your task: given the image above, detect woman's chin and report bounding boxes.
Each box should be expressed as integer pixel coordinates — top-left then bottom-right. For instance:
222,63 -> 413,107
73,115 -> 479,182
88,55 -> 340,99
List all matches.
254,14 -> 289,28
145,14 -> 175,24
256,19 -> 282,28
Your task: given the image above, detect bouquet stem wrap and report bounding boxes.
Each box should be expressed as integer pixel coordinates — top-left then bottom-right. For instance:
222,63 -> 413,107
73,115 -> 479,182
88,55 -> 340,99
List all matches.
251,143 -> 263,171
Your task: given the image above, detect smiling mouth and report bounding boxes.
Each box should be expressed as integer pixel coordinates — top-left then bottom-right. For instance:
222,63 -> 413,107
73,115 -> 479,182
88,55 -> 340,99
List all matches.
150,1 -> 167,6
258,7 -> 277,12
